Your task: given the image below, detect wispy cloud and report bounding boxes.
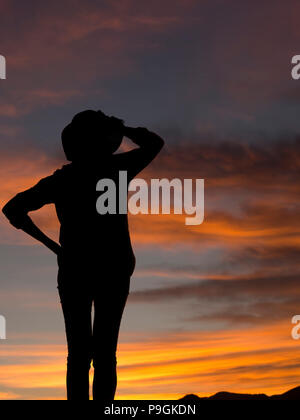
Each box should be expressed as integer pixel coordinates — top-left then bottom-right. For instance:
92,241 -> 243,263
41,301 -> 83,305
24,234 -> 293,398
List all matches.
0,324 -> 299,399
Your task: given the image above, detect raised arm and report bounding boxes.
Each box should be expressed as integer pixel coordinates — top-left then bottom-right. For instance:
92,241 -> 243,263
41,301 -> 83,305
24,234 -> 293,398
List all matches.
2,176 -> 61,255
116,126 -> 164,178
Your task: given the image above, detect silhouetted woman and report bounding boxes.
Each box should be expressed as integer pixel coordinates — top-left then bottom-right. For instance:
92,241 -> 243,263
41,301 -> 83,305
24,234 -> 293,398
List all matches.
2,110 -> 164,401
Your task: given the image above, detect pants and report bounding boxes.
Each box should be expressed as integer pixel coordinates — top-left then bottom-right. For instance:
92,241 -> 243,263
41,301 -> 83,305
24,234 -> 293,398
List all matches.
58,266 -> 130,401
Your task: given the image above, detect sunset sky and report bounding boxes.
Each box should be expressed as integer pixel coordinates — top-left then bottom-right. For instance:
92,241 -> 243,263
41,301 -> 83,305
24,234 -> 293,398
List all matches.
1,0 -> 300,400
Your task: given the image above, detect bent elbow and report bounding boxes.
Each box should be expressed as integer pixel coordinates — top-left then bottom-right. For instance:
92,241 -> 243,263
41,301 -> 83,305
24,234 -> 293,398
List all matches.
155,136 -> 164,157
151,132 -> 164,152
2,195 -> 27,229
2,201 -> 12,219
158,136 -> 165,150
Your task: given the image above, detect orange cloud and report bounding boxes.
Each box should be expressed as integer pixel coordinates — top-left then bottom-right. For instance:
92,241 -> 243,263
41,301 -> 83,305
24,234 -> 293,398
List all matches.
0,322 -> 299,400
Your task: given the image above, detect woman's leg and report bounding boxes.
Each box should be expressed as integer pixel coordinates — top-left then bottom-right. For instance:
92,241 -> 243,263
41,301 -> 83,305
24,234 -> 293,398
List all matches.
58,270 -> 93,400
92,276 -> 130,402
